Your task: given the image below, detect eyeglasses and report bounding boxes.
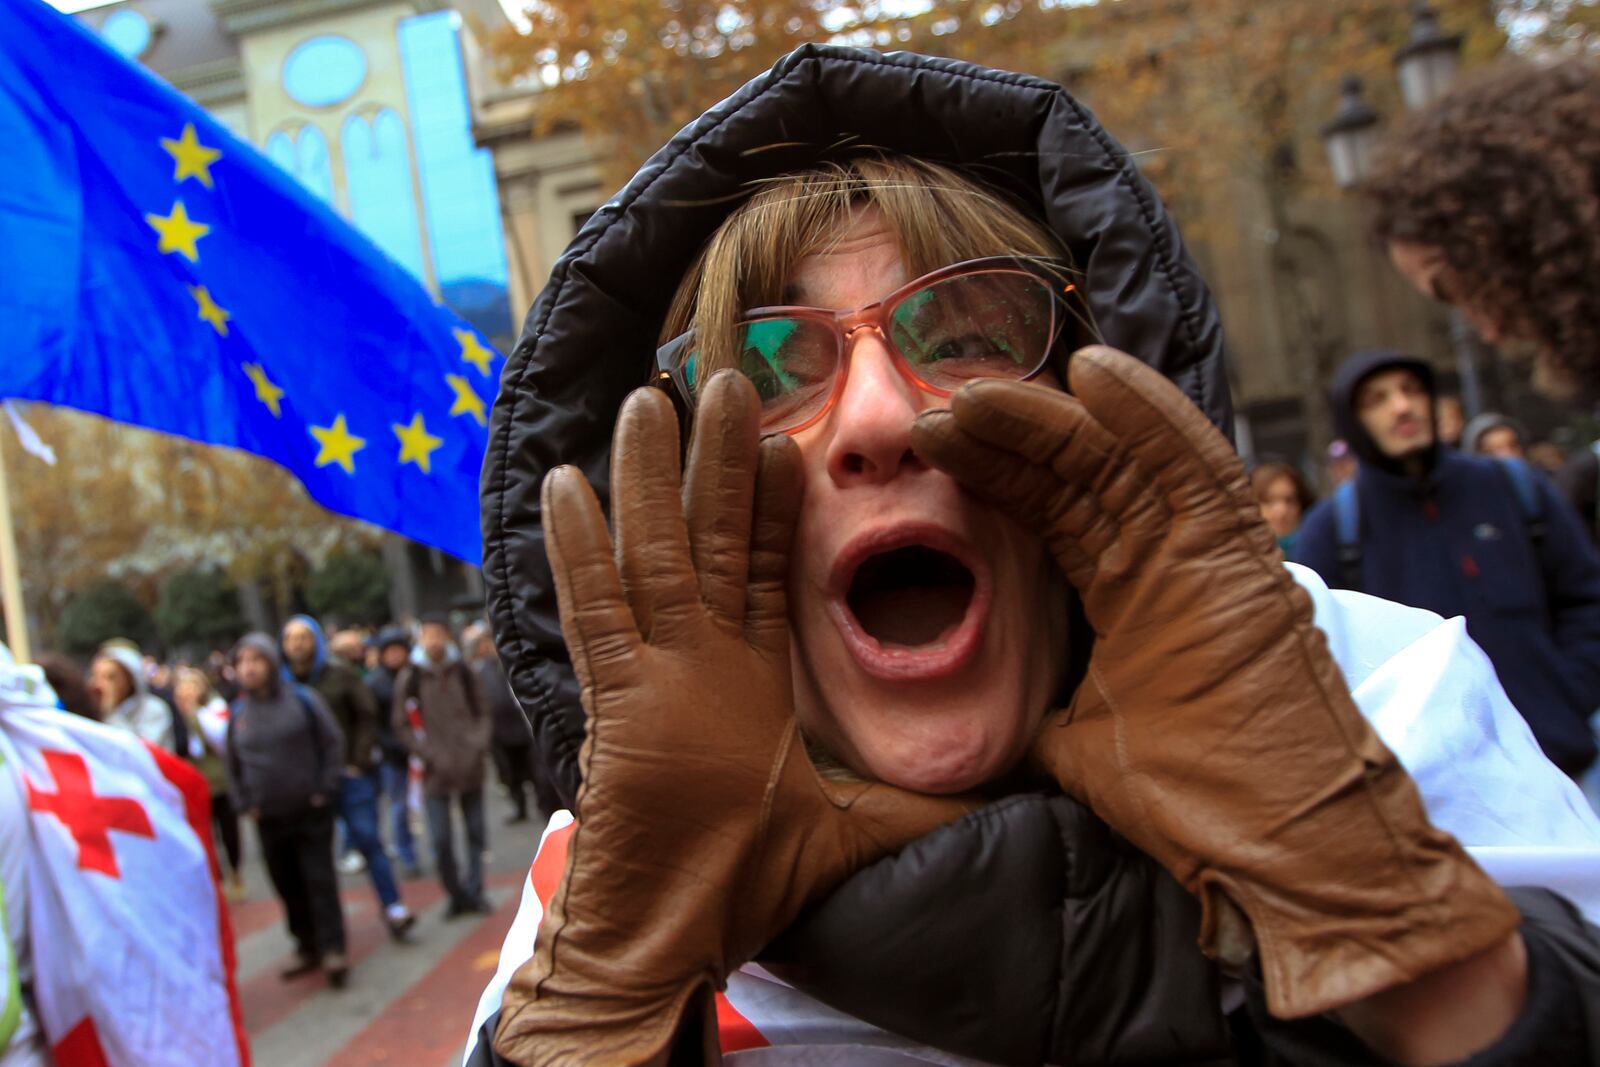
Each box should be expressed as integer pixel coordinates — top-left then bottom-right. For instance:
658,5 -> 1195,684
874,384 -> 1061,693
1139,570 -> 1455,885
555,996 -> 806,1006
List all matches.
654,256 -> 1081,435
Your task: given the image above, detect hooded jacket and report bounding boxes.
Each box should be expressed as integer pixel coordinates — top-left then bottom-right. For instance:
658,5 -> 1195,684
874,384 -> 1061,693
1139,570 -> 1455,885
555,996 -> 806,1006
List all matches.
96,645 -> 177,754
1295,350 -> 1600,775
475,49 -> 1600,1066
226,633 -> 345,818
1461,413 -> 1531,457
283,614 -> 380,773
482,45 -> 1230,810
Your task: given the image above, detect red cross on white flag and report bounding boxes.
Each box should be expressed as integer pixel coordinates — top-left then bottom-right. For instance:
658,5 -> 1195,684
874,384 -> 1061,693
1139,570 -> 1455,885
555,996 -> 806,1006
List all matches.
25,749 -> 155,878
0,701 -> 248,1067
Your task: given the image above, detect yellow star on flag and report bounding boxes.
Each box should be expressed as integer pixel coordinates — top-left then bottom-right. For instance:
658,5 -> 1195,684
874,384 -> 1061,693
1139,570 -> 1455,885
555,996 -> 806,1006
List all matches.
393,412 -> 444,474
241,362 -> 284,418
145,201 -> 210,262
160,123 -> 222,188
310,414 -> 366,475
189,285 -> 230,337
455,328 -> 495,376
445,374 -> 487,426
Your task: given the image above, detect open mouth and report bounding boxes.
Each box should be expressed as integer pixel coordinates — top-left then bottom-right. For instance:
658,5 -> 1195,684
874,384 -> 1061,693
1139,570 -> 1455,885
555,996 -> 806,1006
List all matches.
847,545 -> 976,648
827,525 -> 991,681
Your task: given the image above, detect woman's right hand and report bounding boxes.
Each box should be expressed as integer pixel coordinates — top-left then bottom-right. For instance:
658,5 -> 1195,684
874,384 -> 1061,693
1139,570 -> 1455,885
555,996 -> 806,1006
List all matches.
494,372 -> 969,1067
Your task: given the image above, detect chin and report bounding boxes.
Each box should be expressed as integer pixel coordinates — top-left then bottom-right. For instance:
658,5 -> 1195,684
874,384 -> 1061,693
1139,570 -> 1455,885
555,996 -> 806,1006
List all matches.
854,709 -> 1022,793
869,745 -> 1010,794
793,632 -> 1043,796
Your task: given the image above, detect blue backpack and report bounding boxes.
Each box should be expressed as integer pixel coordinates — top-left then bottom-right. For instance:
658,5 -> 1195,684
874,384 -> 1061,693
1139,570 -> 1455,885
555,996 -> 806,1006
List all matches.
1333,456 -> 1547,593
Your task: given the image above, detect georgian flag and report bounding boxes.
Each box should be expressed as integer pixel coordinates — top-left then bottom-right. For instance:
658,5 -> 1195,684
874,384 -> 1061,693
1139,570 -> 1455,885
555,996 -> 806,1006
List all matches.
463,811 -> 993,1067
0,661 -> 247,1067
464,566 -> 1600,1064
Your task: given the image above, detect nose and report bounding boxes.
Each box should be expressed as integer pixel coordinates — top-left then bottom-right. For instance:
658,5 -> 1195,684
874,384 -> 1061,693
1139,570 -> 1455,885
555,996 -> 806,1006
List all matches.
823,330 -> 930,487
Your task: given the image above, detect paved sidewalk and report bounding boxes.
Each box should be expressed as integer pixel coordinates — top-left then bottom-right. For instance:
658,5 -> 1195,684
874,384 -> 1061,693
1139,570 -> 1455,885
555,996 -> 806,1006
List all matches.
231,786 -> 543,1067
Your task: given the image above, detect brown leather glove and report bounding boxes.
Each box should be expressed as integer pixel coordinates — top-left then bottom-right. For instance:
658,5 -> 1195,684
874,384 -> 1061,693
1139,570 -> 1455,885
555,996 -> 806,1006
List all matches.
495,371 -> 971,1067
909,346 -> 1519,1021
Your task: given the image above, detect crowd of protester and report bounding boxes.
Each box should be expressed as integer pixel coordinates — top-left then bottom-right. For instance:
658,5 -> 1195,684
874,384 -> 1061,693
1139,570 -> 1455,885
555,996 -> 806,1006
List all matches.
29,612 -> 548,991
6,46 -> 1600,1067
1252,390 -> 1600,799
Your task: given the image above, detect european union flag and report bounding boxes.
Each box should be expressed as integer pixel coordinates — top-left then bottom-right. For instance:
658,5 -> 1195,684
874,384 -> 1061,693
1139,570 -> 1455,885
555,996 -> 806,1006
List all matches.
0,0 -> 499,563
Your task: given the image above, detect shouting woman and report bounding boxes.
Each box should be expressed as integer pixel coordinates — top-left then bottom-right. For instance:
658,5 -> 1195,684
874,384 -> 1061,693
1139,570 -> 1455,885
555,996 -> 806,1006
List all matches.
468,48 -> 1600,1067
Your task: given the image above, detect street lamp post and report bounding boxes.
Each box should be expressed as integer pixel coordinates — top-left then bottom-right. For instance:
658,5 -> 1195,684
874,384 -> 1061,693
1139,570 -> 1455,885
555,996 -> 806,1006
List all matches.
1319,76 -> 1381,191
1320,2 -> 1485,417
1394,2 -> 1465,112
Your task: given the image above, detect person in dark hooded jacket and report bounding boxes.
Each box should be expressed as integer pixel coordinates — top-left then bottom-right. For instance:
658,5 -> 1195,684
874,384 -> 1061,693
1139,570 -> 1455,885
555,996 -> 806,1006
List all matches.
468,47 -> 1600,1067
1295,349 -> 1600,778
282,614 -> 415,937
227,632 -> 349,987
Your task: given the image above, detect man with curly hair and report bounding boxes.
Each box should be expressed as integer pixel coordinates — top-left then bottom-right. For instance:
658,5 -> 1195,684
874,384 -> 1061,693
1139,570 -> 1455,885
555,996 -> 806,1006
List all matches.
1366,58 -> 1600,402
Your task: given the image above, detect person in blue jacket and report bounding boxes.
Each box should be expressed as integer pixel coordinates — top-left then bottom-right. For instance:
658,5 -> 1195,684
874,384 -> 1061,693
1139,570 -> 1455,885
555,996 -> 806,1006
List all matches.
1295,348 -> 1600,777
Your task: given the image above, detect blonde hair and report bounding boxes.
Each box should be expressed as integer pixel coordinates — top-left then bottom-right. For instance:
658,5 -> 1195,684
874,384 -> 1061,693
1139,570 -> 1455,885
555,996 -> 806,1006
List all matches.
662,156 -> 1087,381
173,666 -> 218,713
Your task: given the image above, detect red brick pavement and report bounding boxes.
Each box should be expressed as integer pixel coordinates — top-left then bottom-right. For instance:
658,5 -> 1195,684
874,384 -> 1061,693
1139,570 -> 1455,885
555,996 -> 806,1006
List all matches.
319,872 -> 527,1066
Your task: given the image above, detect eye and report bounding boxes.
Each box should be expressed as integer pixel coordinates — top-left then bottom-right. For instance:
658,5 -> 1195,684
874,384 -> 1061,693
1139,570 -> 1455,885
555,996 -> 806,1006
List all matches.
739,319 -> 834,399
925,332 -> 1014,364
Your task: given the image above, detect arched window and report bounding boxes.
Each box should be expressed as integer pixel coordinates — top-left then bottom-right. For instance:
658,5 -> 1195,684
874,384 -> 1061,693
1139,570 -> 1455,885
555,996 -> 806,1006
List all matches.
266,130 -> 295,175
264,125 -> 335,206
295,126 -> 334,205
343,110 -> 427,281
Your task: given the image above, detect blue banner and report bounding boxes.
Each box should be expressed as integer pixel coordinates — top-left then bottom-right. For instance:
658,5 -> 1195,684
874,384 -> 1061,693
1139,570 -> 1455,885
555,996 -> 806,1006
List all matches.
0,0 -> 500,562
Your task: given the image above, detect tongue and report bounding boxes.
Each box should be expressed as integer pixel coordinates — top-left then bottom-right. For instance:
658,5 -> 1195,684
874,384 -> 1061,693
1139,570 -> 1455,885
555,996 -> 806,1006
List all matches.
851,584 -> 969,648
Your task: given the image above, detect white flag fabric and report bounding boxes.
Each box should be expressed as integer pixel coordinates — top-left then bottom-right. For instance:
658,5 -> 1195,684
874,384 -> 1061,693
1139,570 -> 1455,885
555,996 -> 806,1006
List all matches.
464,564 -> 1600,1062
194,697 -> 230,754
0,655 -> 246,1067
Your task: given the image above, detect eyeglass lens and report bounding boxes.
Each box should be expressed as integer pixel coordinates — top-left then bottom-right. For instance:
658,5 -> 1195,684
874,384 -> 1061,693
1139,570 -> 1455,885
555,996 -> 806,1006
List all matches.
735,270 -> 1057,431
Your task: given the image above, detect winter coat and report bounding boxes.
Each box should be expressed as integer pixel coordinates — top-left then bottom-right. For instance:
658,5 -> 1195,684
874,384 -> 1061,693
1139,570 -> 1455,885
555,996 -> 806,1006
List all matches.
393,647 -> 490,797
284,614 -> 380,773
365,664 -> 408,764
474,655 -> 529,748
226,636 -> 345,818
1295,351 -> 1600,776
475,46 -> 1600,1065
97,646 -> 178,754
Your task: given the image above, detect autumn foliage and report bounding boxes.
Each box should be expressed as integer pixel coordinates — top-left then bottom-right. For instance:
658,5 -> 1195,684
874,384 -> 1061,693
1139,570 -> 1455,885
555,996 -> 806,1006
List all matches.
486,0 -> 1593,214
3,405 -> 378,648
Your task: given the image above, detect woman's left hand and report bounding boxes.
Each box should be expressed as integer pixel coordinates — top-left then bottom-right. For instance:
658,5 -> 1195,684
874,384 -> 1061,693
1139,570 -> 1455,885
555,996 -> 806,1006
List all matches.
911,346 -> 1517,1021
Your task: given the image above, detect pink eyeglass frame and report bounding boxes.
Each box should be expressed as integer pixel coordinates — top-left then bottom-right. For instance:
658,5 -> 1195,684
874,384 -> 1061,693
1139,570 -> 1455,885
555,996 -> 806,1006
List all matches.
654,256 -> 1079,435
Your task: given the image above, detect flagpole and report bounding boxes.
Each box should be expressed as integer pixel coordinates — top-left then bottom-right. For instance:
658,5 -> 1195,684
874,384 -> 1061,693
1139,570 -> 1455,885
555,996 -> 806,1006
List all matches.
0,440 -> 30,662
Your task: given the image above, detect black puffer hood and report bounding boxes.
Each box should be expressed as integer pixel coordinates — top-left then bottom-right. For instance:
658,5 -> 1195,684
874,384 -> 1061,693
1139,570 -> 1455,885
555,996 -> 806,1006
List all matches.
1328,348 -> 1437,477
481,45 -> 1231,805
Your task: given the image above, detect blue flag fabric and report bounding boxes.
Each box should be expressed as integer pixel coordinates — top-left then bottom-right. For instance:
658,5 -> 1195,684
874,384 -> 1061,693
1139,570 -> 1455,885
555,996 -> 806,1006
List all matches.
0,0 -> 499,563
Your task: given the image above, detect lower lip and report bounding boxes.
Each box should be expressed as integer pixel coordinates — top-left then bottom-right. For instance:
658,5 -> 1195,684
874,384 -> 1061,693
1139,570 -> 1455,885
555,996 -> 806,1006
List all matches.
826,579 -> 991,682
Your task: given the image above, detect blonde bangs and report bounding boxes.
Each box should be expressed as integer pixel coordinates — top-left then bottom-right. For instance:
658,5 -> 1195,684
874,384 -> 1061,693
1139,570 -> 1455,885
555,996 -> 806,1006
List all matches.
662,156 -> 1073,384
